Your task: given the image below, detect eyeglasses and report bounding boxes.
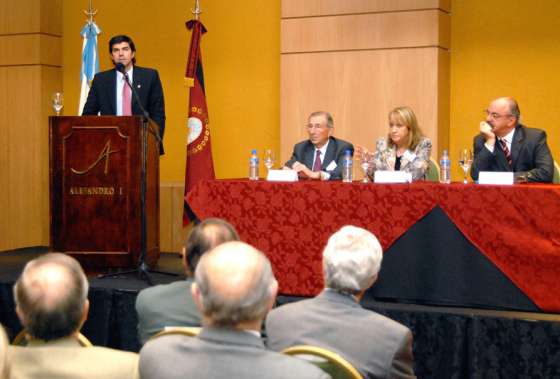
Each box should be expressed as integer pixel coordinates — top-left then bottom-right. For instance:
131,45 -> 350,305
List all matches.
305,123 -> 328,130
483,110 -> 512,120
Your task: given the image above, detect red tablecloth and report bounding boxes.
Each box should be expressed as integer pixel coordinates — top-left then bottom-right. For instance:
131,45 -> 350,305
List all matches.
186,180 -> 560,312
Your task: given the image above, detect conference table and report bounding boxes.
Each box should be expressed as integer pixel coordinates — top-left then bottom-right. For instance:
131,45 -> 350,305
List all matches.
186,179 -> 560,313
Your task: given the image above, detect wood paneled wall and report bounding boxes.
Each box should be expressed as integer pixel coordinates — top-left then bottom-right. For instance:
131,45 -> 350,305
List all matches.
280,0 -> 450,172
0,0 -> 62,251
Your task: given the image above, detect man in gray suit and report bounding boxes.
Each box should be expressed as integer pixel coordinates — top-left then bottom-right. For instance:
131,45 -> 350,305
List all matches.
135,218 -> 239,344
139,241 -> 330,379
10,253 -> 139,379
266,226 -> 416,379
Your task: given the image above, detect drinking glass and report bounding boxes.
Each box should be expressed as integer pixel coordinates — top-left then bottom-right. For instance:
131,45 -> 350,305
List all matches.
52,92 -> 64,116
458,148 -> 473,184
264,149 -> 275,172
360,151 -> 371,183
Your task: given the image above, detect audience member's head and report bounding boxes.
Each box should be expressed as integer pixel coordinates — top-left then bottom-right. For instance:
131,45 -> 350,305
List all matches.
0,324 -> 9,379
13,253 -> 89,342
183,218 -> 240,276
192,241 -> 277,330
323,226 -> 383,296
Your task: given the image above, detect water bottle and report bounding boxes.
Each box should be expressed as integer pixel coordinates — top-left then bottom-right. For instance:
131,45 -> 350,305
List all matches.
249,149 -> 259,180
342,150 -> 353,183
440,150 -> 451,184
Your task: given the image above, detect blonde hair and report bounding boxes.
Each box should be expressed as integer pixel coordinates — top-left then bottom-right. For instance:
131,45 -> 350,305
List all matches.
387,106 -> 424,150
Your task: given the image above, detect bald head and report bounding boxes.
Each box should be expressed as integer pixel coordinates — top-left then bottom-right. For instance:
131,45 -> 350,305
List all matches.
14,253 -> 88,341
492,97 -> 520,121
193,241 -> 277,328
184,218 -> 239,274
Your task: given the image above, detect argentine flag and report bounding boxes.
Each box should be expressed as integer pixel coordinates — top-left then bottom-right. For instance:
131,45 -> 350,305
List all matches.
78,21 -> 101,114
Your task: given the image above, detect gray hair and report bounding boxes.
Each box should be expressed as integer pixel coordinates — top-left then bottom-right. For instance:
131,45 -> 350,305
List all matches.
195,242 -> 276,327
323,226 -> 383,293
309,111 -> 334,128
13,253 -> 89,341
505,97 -> 521,122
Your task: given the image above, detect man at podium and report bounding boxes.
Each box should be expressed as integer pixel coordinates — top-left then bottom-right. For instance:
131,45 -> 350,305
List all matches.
82,35 -> 166,154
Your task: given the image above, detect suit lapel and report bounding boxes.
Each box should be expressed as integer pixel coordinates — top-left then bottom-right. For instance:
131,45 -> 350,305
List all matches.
321,138 -> 336,170
509,126 -> 524,169
108,69 -> 117,114
303,142 -> 315,169
132,66 -> 148,115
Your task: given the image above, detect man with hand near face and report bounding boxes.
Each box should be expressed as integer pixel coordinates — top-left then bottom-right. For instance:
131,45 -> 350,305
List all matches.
82,34 -> 166,153
471,97 -> 553,183
284,111 -> 354,180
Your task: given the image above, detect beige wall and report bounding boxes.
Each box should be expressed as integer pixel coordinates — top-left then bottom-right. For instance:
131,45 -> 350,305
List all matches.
0,0 -> 62,251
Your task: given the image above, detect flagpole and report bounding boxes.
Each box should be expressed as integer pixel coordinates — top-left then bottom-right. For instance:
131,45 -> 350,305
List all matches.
84,0 -> 97,24
191,0 -> 201,20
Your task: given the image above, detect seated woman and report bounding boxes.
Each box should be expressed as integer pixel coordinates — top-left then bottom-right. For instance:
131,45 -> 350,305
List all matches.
359,106 -> 432,181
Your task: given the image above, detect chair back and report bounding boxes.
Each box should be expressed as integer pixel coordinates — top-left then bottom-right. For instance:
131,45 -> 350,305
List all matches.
425,157 -> 440,182
282,345 -> 363,379
12,330 -> 92,347
151,326 -> 201,340
553,161 -> 560,184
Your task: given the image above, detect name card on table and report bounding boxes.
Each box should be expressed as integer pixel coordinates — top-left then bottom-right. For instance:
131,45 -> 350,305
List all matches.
267,169 -> 298,182
478,171 -> 514,185
374,171 -> 412,183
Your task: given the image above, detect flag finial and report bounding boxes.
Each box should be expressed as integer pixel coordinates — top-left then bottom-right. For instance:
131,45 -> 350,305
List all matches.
191,0 -> 202,20
84,0 -> 98,24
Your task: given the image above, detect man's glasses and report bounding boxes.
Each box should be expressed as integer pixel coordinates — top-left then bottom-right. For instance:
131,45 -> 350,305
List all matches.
305,123 -> 327,130
483,110 -> 512,120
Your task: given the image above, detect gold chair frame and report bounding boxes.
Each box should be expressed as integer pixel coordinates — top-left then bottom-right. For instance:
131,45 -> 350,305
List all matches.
282,345 -> 363,379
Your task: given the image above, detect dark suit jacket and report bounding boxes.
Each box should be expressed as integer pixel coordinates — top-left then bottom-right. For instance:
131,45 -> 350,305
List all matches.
139,326 -> 330,379
471,124 -> 553,182
135,279 -> 201,345
285,137 -> 354,180
266,290 -> 416,379
82,66 -> 166,154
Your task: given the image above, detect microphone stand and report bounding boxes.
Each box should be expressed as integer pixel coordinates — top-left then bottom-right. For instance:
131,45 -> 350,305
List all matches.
98,69 -> 176,285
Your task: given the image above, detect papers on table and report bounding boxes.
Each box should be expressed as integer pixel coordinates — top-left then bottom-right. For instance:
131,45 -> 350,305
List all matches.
374,170 -> 412,183
267,169 -> 299,182
478,171 -> 514,185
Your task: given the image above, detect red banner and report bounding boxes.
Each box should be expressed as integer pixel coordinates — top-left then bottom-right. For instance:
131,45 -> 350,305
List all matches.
183,19 -> 215,224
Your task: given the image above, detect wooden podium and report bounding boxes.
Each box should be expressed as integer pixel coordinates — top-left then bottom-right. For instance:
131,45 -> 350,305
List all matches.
49,116 -> 160,269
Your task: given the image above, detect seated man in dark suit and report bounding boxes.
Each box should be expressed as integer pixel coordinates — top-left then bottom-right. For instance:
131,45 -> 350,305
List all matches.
266,226 -> 416,379
284,111 -> 354,180
471,97 -> 553,182
10,253 -> 139,379
82,34 -> 166,153
139,241 -> 329,379
135,218 -> 239,344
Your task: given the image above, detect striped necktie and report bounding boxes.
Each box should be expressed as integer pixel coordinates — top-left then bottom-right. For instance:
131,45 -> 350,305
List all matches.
499,139 -> 512,166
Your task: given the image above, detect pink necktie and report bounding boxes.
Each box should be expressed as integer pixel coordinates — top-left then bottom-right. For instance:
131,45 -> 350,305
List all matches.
312,150 -> 322,171
122,79 -> 132,116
